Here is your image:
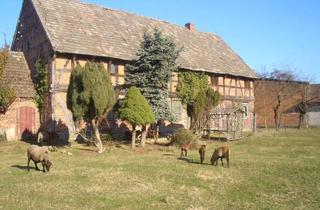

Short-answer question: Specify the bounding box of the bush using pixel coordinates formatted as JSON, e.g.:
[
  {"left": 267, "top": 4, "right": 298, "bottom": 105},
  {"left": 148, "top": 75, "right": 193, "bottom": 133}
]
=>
[
  {"left": 100, "top": 133, "right": 112, "bottom": 142},
  {"left": 171, "top": 128, "right": 198, "bottom": 147},
  {"left": 0, "top": 133, "right": 6, "bottom": 142}
]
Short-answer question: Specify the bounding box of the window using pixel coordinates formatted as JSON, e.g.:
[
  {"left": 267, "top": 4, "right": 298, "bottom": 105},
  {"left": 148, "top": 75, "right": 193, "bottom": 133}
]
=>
[
  {"left": 170, "top": 98, "right": 183, "bottom": 122},
  {"left": 242, "top": 103, "right": 249, "bottom": 118},
  {"left": 211, "top": 76, "right": 218, "bottom": 86},
  {"left": 110, "top": 64, "right": 116, "bottom": 75},
  {"left": 245, "top": 81, "right": 251, "bottom": 89}
]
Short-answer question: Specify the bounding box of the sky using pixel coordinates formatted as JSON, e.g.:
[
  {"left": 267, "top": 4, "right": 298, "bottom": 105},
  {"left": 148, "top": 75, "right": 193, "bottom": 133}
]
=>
[{"left": 0, "top": 0, "right": 319, "bottom": 83}]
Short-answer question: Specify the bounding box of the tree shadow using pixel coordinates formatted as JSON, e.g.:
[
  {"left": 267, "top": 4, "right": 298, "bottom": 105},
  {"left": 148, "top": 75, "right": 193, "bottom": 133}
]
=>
[
  {"left": 20, "top": 129, "right": 37, "bottom": 144},
  {"left": 36, "top": 119, "right": 70, "bottom": 147}
]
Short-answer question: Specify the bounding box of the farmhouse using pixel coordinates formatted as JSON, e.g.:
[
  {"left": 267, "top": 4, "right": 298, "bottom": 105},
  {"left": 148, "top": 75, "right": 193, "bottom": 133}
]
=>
[
  {"left": 11, "top": 0, "right": 256, "bottom": 140},
  {"left": 0, "top": 52, "right": 39, "bottom": 141}
]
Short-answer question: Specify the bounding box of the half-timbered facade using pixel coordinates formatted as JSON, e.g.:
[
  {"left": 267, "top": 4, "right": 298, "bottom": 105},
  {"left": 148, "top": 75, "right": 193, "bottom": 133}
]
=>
[{"left": 12, "top": 0, "right": 256, "bottom": 140}]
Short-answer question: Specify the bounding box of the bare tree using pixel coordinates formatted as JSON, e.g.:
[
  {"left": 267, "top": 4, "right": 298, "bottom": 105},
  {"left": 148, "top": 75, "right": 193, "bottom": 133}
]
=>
[{"left": 256, "top": 68, "right": 304, "bottom": 131}]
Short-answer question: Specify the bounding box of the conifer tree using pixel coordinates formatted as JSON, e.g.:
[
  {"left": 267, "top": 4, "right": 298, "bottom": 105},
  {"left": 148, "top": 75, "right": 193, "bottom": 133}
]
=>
[
  {"left": 119, "top": 86, "right": 156, "bottom": 149},
  {"left": 0, "top": 45, "right": 16, "bottom": 110},
  {"left": 126, "top": 28, "right": 181, "bottom": 122},
  {"left": 67, "top": 62, "right": 115, "bottom": 153}
]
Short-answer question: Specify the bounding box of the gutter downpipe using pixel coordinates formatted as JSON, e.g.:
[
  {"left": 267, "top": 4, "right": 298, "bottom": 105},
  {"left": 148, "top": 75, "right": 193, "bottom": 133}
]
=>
[{"left": 51, "top": 54, "right": 56, "bottom": 132}]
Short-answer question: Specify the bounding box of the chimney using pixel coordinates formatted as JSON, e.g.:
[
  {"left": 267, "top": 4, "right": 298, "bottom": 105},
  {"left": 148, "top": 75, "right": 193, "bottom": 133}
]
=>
[{"left": 185, "top": 22, "right": 196, "bottom": 32}]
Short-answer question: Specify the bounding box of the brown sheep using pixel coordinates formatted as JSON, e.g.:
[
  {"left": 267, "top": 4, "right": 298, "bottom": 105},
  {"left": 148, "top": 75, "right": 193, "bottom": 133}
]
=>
[
  {"left": 199, "top": 145, "right": 206, "bottom": 164},
  {"left": 210, "top": 146, "right": 230, "bottom": 167},
  {"left": 180, "top": 144, "right": 191, "bottom": 157},
  {"left": 27, "top": 145, "right": 52, "bottom": 172}
]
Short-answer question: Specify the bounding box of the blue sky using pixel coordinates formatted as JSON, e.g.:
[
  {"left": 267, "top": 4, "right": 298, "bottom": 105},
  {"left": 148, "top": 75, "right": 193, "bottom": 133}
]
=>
[{"left": 1, "top": 0, "right": 319, "bottom": 83}]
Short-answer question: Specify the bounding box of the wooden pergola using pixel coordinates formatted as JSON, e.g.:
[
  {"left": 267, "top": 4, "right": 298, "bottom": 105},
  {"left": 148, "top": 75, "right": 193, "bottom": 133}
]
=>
[{"left": 205, "top": 107, "right": 244, "bottom": 140}]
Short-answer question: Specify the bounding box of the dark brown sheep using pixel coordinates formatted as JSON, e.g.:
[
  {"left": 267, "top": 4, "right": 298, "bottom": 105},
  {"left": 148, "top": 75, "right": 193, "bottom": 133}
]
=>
[
  {"left": 210, "top": 146, "right": 230, "bottom": 167},
  {"left": 27, "top": 145, "right": 52, "bottom": 172},
  {"left": 199, "top": 145, "right": 206, "bottom": 164}
]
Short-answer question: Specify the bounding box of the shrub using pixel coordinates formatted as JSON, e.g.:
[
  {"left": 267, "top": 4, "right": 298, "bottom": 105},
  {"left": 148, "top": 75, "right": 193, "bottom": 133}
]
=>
[
  {"left": 171, "top": 128, "right": 198, "bottom": 147},
  {"left": 0, "top": 133, "right": 5, "bottom": 142}
]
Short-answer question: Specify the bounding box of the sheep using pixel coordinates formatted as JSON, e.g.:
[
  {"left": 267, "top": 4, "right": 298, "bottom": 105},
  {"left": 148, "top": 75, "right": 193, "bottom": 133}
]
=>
[
  {"left": 199, "top": 145, "right": 206, "bottom": 164},
  {"left": 180, "top": 144, "right": 191, "bottom": 157},
  {"left": 210, "top": 146, "right": 230, "bottom": 167},
  {"left": 27, "top": 145, "right": 52, "bottom": 172}
]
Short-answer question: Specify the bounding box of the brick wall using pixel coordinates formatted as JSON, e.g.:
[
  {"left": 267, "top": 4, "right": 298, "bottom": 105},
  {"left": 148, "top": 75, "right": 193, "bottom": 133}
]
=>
[
  {"left": 0, "top": 98, "right": 40, "bottom": 141},
  {"left": 254, "top": 79, "right": 306, "bottom": 128}
]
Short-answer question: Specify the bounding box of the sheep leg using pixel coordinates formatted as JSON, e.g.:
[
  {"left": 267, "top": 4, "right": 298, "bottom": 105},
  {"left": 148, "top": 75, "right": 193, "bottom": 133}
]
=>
[
  {"left": 227, "top": 156, "right": 229, "bottom": 168},
  {"left": 27, "top": 158, "right": 31, "bottom": 171},
  {"left": 220, "top": 158, "right": 224, "bottom": 166},
  {"left": 34, "top": 161, "right": 40, "bottom": 171},
  {"left": 41, "top": 162, "right": 46, "bottom": 173}
]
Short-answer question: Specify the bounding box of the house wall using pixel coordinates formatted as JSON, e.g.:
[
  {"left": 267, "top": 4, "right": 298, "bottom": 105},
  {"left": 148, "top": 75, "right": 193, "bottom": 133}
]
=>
[
  {"left": 0, "top": 98, "right": 40, "bottom": 141},
  {"left": 254, "top": 79, "right": 306, "bottom": 128},
  {"left": 51, "top": 56, "right": 256, "bottom": 139},
  {"left": 209, "top": 75, "right": 255, "bottom": 131},
  {"left": 11, "top": 0, "right": 53, "bottom": 73}
]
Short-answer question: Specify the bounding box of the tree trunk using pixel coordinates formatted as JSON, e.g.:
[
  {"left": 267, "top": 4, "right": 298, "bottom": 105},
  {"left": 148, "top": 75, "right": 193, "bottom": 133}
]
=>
[
  {"left": 155, "top": 121, "right": 160, "bottom": 143},
  {"left": 299, "top": 113, "right": 309, "bottom": 129},
  {"left": 91, "top": 119, "right": 103, "bottom": 153},
  {"left": 131, "top": 124, "right": 136, "bottom": 150},
  {"left": 140, "top": 124, "right": 148, "bottom": 148},
  {"left": 273, "top": 108, "right": 280, "bottom": 131}
]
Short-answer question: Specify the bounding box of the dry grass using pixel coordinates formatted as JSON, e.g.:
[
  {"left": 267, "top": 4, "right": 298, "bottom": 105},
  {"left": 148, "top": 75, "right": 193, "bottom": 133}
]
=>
[{"left": 0, "top": 128, "right": 319, "bottom": 209}]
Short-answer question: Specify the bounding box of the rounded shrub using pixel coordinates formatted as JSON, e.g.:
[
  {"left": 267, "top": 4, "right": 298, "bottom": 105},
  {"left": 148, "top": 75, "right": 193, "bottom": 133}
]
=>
[{"left": 171, "top": 128, "right": 198, "bottom": 147}]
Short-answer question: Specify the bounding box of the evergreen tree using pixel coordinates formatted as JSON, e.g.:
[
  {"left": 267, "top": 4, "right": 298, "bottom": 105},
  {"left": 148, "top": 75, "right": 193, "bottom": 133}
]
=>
[
  {"left": 33, "top": 59, "right": 49, "bottom": 121},
  {"left": 126, "top": 28, "right": 181, "bottom": 122},
  {"left": 0, "top": 45, "right": 16, "bottom": 110},
  {"left": 67, "top": 62, "right": 115, "bottom": 153},
  {"left": 119, "top": 86, "right": 156, "bottom": 149}
]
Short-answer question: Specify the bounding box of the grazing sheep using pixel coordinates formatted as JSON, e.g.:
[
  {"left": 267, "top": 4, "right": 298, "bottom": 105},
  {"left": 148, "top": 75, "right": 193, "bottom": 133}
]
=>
[
  {"left": 27, "top": 145, "right": 52, "bottom": 172},
  {"left": 180, "top": 144, "right": 191, "bottom": 157},
  {"left": 210, "top": 146, "right": 230, "bottom": 167},
  {"left": 199, "top": 145, "right": 206, "bottom": 164}
]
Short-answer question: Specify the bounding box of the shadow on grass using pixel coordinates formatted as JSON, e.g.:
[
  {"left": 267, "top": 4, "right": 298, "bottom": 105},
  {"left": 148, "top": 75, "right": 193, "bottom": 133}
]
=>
[
  {"left": 162, "top": 153, "right": 176, "bottom": 157},
  {"left": 177, "top": 157, "right": 211, "bottom": 165},
  {"left": 11, "top": 164, "right": 38, "bottom": 171}
]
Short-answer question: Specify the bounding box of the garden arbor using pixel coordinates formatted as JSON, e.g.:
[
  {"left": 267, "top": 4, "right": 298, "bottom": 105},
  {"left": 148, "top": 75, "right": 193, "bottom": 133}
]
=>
[{"left": 206, "top": 107, "right": 244, "bottom": 140}]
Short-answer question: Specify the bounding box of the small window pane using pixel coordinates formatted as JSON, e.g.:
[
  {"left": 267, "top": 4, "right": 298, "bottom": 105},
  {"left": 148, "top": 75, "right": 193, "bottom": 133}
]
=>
[{"left": 110, "top": 64, "right": 116, "bottom": 74}]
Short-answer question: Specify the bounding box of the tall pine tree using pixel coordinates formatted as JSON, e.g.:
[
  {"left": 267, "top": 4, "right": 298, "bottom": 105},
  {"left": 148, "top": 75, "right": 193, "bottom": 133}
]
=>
[{"left": 126, "top": 28, "right": 181, "bottom": 122}]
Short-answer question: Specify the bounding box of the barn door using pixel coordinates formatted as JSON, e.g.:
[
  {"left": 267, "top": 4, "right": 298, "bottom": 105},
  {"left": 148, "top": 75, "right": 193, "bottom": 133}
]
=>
[{"left": 17, "top": 106, "right": 35, "bottom": 140}]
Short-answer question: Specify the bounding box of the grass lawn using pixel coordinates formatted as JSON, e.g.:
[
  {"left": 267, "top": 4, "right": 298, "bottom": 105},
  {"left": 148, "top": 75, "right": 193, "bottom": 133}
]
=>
[{"left": 0, "top": 129, "right": 319, "bottom": 210}]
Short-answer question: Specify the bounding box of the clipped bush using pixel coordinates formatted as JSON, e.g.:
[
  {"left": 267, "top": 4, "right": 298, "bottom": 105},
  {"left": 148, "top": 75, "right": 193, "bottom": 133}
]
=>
[{"left": 171, "top": 128, "right": 198, "bottom": 147}]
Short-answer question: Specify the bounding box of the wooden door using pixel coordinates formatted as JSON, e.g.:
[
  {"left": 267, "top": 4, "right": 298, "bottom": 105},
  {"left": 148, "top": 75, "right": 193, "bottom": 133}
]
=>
[{"left": 17, "top": 106, "right": 35, "bottom": 139}]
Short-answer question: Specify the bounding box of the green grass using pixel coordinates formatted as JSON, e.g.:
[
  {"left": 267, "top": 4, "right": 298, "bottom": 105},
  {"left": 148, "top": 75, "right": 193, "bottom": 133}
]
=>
[{"left": 0, "top": 129, "right": 319, "bottom": 210}]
